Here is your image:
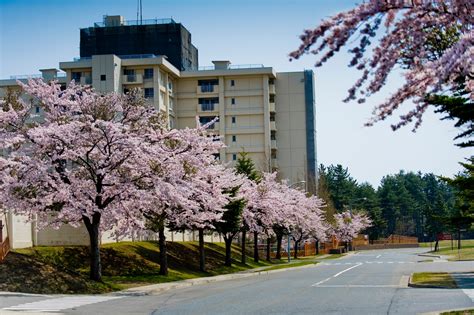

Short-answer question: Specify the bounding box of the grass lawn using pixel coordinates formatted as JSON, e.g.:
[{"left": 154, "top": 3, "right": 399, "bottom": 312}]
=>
[
  {"left": 411, "top": 272, "right": 458, "bottom": 289},
  {"left": 6, "top": 241, "right": 341, "bottom": 294},
  {"left": 419, "top": 239, "right": 474, "bottom": 261}
]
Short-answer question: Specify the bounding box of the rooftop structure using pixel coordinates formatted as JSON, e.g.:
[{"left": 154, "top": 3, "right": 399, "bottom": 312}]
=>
[{"left": 80, "top": 15, "right": 198, "bottom": 71}]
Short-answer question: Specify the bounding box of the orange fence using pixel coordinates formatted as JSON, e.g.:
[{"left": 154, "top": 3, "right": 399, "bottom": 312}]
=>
[
  {"left": 0, "top": 237, "right": 10, "bottom": 262},
  {"left": 371, "top": 234, "right": 418, "bottom": 245}
]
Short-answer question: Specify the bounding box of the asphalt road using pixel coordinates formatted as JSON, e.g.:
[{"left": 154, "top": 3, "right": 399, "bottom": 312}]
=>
[{"left": 1, "top": 248, "right": 473, "bottom": 315}]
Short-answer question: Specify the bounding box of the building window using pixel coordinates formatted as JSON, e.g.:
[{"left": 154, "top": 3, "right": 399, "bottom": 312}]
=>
[
  {"left": 168, "top": 80, "right": 173, "bottom": 91},
  {"left": 231, "top": 116, "right": 236, "bottom": 124},
  {"left": 35, "top": 106, "right": 40, "bottom": 114},
  {"left": 198, "top": 79, "right": 218, "bottom": 93},
  {"left": 100, "top": 74, "right": 106, "bottom": 81},
  {"left": 270, "top": 94, "right": 275, "bottom": 103},
  {"left": 144, "top": 88, "right": 154, "bottom": 99},
  {"left": 269, "top": 78, "right": 275, "bottom": 85},
  {"left": 71, "top": 72, "right": 81, "bottom": 82},
  {"left": 231, "top": 98, "right": 235, "bottom": 105},
  {"left": 144, "top": 68, "right": 154, "bottom": 79},
  {"left": 199, "top": 116, "right": 216, "bottom": 129},
  {"left": 232, "top": 154, "right": 237, "bottom": 161},
  {"left": 230, "top": 80, "right": 235, "bottom": 86},
  {"left": 199, "top": 97, "right": 218, "bottom": 111},
  {"left": 232, "top": 135, "right": 236, "bottom": 142}
]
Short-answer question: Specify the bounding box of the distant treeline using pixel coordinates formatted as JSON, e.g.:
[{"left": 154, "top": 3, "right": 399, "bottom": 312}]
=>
[{"left": 317, "top": 164, "right": 472, "bottom": 241}]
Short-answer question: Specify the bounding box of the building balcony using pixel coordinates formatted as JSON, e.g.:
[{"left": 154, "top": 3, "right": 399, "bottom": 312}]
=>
[
  {"left": 269, "top": 102, "right": 275, "bottom": 112},
  {"left": 270, "top": 121, "right": 277, "bottom": 131},
  {"left": 197, "top": 85, "right": 219, "bottom": 95},
  {"left": 271, "top": 140, "right": 277, "bottom": 150},
  {"left": 122, "top": 74, "right": 143, "bottom": 84},
  {"left": 226, "top": 144, "right": 264, "bottom": 153},
  {"left": 225, "top": 125, "right": 264, "bottom": 134},
  {"left": 198, "top": 103, "right": 219, "bottom": 113},
  {"left": 271, "top": 158, "right": 279, "bottom": 169},
  {"left": 80, "top": 76, "right": 92, "bottom": 85},
  {"left": 269, "top": 84, "right": 275, "bottom": 95}
]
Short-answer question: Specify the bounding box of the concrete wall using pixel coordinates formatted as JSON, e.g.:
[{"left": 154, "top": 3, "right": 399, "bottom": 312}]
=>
[{"left": 275, "top": 72, "right": 308, "bottom": 185}]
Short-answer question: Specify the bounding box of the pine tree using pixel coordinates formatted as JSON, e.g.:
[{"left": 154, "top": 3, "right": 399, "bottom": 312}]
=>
[{"left": 235, "top": 151, "right": 260, "bottom": 263}]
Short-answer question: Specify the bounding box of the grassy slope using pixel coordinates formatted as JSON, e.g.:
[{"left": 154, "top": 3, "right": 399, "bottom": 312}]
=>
[
  {"left": 9, "top": 241, "right": 327, "bottom": 293},
  {"left": 419, "top": 239, "right": 474, "bottom": 261}
]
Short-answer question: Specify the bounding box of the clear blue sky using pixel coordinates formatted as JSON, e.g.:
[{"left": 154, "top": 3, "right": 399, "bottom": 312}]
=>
[{"left": 0, "top": 0, "right": 470, "bottom": 187}]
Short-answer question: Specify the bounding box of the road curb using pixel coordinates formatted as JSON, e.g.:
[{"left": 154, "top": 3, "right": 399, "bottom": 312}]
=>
[
  {"left": 121, "top": 263, "right": 319, "bottom": 296},
  {"left": 418, "top": 253, "right": 441, "bottom": 259}
]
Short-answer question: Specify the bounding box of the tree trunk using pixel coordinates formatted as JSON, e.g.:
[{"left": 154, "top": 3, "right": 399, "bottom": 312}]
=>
[
  {"left": 199, "top": 228, "right": 205, "bottom": 272},
  {"left": 458, "top": 229, "right": 461, "bottom": 250},
  {"left": 224, "top": 236, "right": 233, "bottom": 266},
  {"left": 158, "top": 224, "right": 168, "bottom": 276},
  {"left": 83, "top": 213, "right": 102, "bottom": 281},
  {"left": 294, "top": 240, "right": 299, "bottom": 259},
  {"left": 434, "top": 239, "right": 439, "bottom": 252},
  {"left": 241, "top": 230, "right": 246, "bottom": 264},
  {"left": 253, "top": 231, "right": 259, "bottom": 263},
  {"left": 316, "top": 240, "right": 319, "bottom": 255},
  {"left": 266, "top": 237, "right": 271, "bottom": 261},
  {"left": 276, "top": 234, "right": 283, "bottom": 260}
]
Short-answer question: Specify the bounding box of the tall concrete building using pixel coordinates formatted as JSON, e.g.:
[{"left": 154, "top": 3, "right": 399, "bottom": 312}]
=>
[{"left": 0, "top": 16, "right": 317, "bottom": 248}]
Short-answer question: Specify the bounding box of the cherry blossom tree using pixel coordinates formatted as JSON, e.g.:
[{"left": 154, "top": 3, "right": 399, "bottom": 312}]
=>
[
  {"left": 120, "top": 118, "right": 224, "bottom": 276},
  {"left": 290, "top": 0, "right": 473, "bottom": 130},
  {"left": 333, "top": 211, "right": 372, "bottom": 250},
  {"left": 240, "top": 172, "right": 283, "bottom": 262},
  {"left": 168, "top": 164, "right": 243, "bottom": 272},
  {"left": 0, "top": 80, "right": 222, "bottom": 280},
  {"left": 289, "top": 194, "right": 327, "bottom": 259}
]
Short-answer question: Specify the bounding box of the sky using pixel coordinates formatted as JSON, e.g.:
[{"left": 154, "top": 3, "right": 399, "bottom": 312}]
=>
[{"left": 0, "top": 0, "right": 471, "bottom": 187}]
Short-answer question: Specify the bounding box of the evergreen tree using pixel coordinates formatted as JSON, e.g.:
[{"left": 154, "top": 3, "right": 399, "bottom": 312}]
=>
[
  {"left": 215, "top": 186, "right": 246, "bottom": 267},
  {"left": 325, "top": 164, "right": 357, "bottom": 212},
  {"left": 235, "top": 152, "right": 260, "bottom": 264}
]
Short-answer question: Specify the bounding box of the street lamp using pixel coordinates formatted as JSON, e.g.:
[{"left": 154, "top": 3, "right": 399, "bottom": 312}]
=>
[{"left": 287, "top": 181, "right": 306, "bottom": 262}]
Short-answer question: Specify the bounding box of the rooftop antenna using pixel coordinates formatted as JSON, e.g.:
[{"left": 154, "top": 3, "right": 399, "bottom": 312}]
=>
[{"left": 136, "top": 0, "right": 143, "bottom": 24}]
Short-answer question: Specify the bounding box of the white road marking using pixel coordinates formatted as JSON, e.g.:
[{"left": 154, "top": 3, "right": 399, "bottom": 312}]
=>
[
  {"left": 334, "top": 263, "right": 341, "bottom": 265},
  {"left": 314, "top": 277, "right": 332, "bottom": 286},
  {"left": 3, "top": 296, "right": 122, "bottom": 312},
  {"left": 314, "top": 284, "right": 401, "bottom": 288},
  {"left": 311, "top": 263, "right": 363, "bottom": 287},
  {"left": 462, "top": 289, "right": 474, "bottom": 302},
  {"left": 333, "top": 263, "right": 363, "bottom": 278},
  {"left": 387, "top": 262, "right": 394, "bottom": 264},
  {"left": 376, "top": 254, "right": 381, "bottom": 259}
]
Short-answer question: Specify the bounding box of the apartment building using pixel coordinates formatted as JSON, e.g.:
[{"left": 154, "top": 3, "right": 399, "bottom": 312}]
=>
[{"left": 0, "top": 16, "right": 317, "bottom": 249}]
